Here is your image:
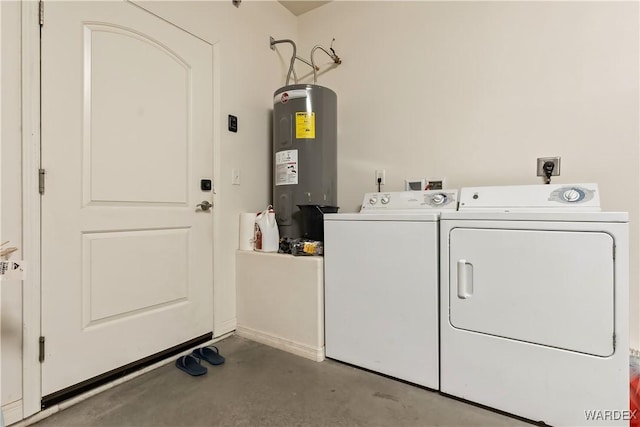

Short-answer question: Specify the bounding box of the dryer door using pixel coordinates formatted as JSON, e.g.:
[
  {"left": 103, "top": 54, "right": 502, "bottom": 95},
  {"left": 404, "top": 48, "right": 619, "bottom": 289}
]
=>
[{"left": 449, "top": 228, "right": 614, "bottom": 357}]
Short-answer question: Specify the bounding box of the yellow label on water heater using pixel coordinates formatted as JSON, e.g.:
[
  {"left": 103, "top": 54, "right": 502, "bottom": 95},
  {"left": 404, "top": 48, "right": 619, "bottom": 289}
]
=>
[{"left": 295, "top": 112, "right": 316, "bottom": 139}]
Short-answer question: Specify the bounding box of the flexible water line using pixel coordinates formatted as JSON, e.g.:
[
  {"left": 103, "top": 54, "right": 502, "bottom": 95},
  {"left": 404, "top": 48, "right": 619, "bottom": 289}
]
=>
[
  {"left": 270, "top": 38, "right": 297, "bottom": 86},
  {"left": 311, "top": 44, "right": 342, "bottom": 84}
]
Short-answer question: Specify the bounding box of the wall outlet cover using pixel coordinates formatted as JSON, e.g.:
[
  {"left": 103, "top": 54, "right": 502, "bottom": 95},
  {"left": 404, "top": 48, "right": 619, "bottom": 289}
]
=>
[
  {"left": 405, "top": 179, "right": 426, "bottom": 191},
  {"left": 536, "top": 157, "right": 561, "bottom": 176}
]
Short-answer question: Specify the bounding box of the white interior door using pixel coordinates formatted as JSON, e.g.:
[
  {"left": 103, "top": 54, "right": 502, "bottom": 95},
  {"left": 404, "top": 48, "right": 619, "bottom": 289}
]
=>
[
  {"left": 41, "top": 1, "right": 214, "bottom": 396},
  {"left": 449, "top": 227, "right": 614, "bottom": 356}
]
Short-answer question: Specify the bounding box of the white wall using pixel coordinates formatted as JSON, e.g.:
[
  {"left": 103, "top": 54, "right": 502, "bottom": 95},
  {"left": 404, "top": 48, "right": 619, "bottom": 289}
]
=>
[
  {"left": 296, "top": 1, "right": 640, "bottom": 345},
  {"left": 0, "top": 0, "right": 296, "bottom": 420}
]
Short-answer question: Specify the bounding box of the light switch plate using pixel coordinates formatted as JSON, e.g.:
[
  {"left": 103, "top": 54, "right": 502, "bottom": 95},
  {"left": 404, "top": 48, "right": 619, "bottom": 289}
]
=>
[{"left": 232, "top": 169, "right": 240, "bottom": 185}]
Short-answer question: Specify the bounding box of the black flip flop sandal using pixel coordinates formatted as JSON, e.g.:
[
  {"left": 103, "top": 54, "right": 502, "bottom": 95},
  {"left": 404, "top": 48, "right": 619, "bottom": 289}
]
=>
[{"left": 192, "top": 346, "right": 225, "bottom": 366}]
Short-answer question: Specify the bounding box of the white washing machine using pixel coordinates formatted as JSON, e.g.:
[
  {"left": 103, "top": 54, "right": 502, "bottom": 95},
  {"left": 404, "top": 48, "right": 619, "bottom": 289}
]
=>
[
  {"left": 439, "top": 183, "right": 629, "bottom": 426},
  {"left": 323, "top": 189, "right": 458, "bottom": 389}
]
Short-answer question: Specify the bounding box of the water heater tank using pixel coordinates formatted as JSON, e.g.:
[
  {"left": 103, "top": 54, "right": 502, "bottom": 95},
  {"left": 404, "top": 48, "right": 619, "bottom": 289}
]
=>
[{"left": 273, "top": 84, "right": 337, "bottom": 239}]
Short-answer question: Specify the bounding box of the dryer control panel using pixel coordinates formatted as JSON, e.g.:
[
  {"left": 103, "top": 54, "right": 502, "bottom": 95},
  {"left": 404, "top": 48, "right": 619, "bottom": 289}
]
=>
[
  {"left": 360, "top": 190, "right": 458, "bottom": 213},
  {"left": 458, "top": 183, "right": 600, "bottom": 212}
]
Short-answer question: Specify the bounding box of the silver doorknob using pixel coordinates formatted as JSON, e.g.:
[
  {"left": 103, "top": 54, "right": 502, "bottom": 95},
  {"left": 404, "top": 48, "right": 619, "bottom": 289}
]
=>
[{"left": 196, "top": 201, "right": 212, "bottom": 211}]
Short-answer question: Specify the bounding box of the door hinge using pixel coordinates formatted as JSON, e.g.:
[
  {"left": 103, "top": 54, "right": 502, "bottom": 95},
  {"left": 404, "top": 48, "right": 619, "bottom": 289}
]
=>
[
  {"left": 39, "top": 1, "right": 44, "bottom": 27},
  {"left": 39, "top": 169, "right": 46, "bottom": 195},
  {"left": 39, "top": 336, "right": 45, "bottom": 363}
]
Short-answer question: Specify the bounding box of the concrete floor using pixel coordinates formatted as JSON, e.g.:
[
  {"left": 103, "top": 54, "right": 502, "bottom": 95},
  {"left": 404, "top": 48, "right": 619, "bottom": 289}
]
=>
[{"left": 33, "top": 336, "right": 531, "bottom": 426}]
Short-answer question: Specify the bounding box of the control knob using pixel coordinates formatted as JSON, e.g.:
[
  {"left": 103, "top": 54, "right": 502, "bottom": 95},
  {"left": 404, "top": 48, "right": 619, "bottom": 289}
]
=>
[
  {"left": 381, "top": 196, "right": 390, "bottom": 205},
  {"left": 369, "top": 197, "right": 377, "bottom": 205},
  {"left": 563, "top": 189, "right": 580, "bottom": 202},
  {"left": 431, "top": 193, "right": 446, "bottom": 205}
]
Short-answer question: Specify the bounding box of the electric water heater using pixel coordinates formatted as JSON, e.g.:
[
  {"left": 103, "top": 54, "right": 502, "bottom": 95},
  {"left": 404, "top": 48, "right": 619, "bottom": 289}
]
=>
[{"left": 273, "top": 84, "right": 337, "bottom": 239}]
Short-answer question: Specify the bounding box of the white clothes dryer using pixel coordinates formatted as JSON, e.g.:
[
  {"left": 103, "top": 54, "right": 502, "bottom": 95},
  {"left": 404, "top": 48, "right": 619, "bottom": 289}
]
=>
[
  {"left": 439, "top": 183, "right": 629, "bottom": 426},
  {"left": 324, "top": 190, "right": 458, "bottom": 389}
]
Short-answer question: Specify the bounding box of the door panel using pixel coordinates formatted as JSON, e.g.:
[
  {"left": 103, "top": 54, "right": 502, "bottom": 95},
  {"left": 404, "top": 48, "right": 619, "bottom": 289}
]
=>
[
  {"left": 82, "top": 229, "right": 189, "bottom": 325},
  {"left": 87, "top": 24, "right": 189, "bottom": 204},
  {"left": 41, "top": 1, "right": 213, "bottom": 395},
  {"left": 449, "top": 228, "right": 614, "bottom": 356}
]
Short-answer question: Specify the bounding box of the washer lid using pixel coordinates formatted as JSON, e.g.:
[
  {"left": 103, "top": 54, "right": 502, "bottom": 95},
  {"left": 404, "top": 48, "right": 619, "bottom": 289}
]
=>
[{"left": 458, "top": 183, "right": 600, "bottom": 212}]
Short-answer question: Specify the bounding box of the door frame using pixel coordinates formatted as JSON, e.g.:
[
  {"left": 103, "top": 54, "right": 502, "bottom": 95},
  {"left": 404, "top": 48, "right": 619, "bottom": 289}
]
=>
[
  {"left": 20, "top": 0, "right": 222, "bottom": 418},
  {"left": 22, "top": 0, "right": 42, "bottom": 418}
]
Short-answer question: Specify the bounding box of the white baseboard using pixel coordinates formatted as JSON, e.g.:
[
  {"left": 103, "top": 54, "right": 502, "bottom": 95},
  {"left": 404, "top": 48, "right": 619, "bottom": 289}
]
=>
[
  {"left": 215, "top": 318, "right": 236, "bottom": 338},
  {"left": 236, "top": 325, "right": 325, "bottom": 362},
  {"left": 3, "top": 400, "right": 23, "bottom": 426}
]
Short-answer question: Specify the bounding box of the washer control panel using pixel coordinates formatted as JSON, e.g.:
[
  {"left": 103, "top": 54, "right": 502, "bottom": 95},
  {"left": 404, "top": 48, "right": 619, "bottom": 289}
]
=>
[
  {"left": 549, "top": 186, "right": 596, "bottom": 204},
  {"left": 360, "top": 190, "right": 458, "bottom": 212},
  {"left": 458, "top": 183, "right": 600, "bottom": 211}
]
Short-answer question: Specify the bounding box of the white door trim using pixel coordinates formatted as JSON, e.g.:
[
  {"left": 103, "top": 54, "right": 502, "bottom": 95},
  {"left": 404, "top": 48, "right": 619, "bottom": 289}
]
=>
[
  {"left": 0, "top": 0, "right": 3, "bottom": 417},
  {"left": 22, "top": 0, "right": 42, "bottom": 418}
]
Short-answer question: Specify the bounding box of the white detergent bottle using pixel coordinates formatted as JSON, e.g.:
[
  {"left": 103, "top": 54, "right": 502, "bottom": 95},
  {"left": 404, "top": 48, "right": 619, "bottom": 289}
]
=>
[{"left": 254, "top": 205, "right": 279, "bottom": 253}]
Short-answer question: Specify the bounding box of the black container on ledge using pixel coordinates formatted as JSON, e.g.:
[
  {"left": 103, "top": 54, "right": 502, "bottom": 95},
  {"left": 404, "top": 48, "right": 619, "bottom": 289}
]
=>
[{"left": 297, "top": 204, "right": 339, "bottom": 241}]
